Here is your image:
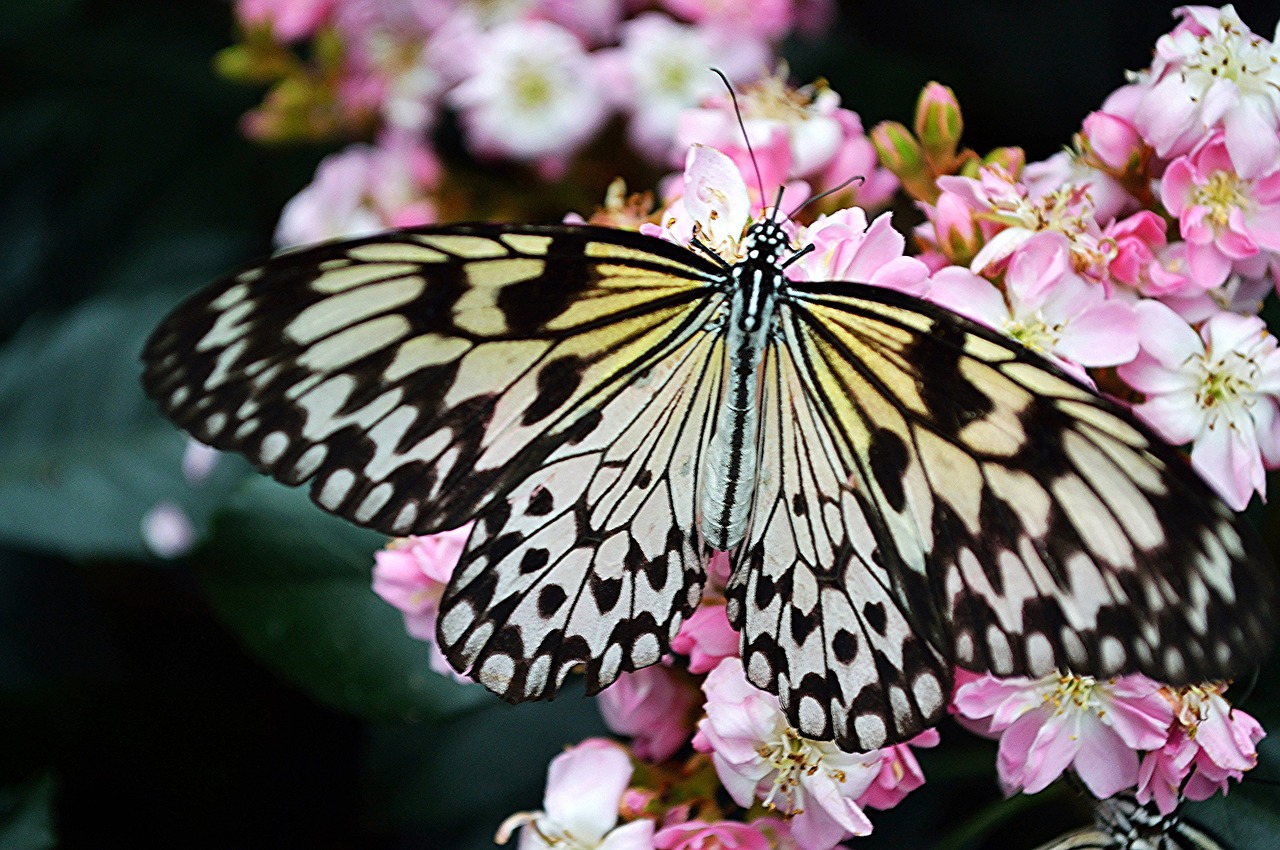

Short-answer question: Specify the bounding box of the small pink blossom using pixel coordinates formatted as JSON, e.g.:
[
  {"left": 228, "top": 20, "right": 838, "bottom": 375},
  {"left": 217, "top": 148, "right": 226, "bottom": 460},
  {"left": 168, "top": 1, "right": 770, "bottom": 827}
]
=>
[
  {"left": 597, "top": 665, "right": 698, "bottom": 762},
  {"left": 670, "top": 604, "right": 738, "bottom": 673},
  {"left": 274, "top": 137, "right": 440, "bottom": 247},
  {"left": 1118, "top": 4, "right": 1280, "bottom": 178},
  {"left": 952, "top": 671, "right": 1174, "bottom": 798},
  {"left": 141, "top": 501, "right": 196, "bottom": 559},
  {"left": 929, "top": 232, "right": 1138, "bottom": 382},
  {"left": 1082, "top": 109, "right": 1144, "bottom": 173},
  {"left": 236, "top": 0, "right": 332, "bottom": 40},
  {"left": 653, "top": 818, "right": 789, "bottom": 850},
  {"left": 694, "top": 658, "right": 882, "bottom": 849},
  {"left": 1137, "top": 683, "right": 1265, "bottom": 813},
  {"left": 497, "top": 738, "right": 655, "bottom": 850},
  {"left": 657, "top": 0, "right": 808, "bottom": 43},
  {"left": 856, "top": 729, "right": 940, "bottom": 811},
  {"left": 1104, "top": 210, "right": 1169, "bottom": 289},
  {"left": 1118, "top": 301, "right": 1280, "bottom": 509},
  {"left": 786, "top": 207, "right": 931, "bottom": 296},
  {"left": 371, "top": 527, "right": 471, "bottom": 679},
  {"left": 1160, "top": 131, "right": 1280, "bottom": 288}
]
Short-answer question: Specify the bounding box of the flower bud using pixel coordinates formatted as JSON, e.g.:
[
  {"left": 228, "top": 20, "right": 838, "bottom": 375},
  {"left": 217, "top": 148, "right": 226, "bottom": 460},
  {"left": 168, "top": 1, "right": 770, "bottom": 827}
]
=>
[
  {"left": 914, "top": 82, "right": 963, "bottom": 171},
  {"left": 931, "top": 190, "right": 983, "bottom": 265},
  {"left": 871, "top": 120, "right": 935, "bottom": 201},
  {"left": 1082, "top": 110, "right": 1142, "bottom": 172}
]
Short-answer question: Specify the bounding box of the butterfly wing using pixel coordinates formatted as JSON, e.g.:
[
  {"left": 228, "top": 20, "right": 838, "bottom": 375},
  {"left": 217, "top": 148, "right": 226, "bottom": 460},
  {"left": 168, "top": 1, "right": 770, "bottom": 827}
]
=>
[
  {"left": 142, "top": 224, "right": 722, "bottom": 537},
  {"left": 1031, "top": 794, "right": 1230, "bottom": 850},
  {"left": 730, "top": 321, "right": 951, "bottom": 751},
  {"left": 438, "top": 326, "right": 727, "bottom": 700},
  {"left": 733, "top": 280, "right": 1274, "bottom": 750}
]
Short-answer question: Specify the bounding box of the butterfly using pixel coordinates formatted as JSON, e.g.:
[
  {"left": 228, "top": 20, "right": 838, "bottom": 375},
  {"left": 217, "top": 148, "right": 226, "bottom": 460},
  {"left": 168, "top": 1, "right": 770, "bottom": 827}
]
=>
[
  {"left": 1032, "top": 794, "right": 1228, "bottom": 850},
  {"left": 141, "top": 216, "right": 1275, "bottom": 752}
]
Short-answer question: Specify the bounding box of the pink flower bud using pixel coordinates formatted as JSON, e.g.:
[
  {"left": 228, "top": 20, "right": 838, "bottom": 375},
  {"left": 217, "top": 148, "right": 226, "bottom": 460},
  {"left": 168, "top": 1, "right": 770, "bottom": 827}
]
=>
[
  {"left": 870, "top": 120, "right": 933, "bottom": 201},
  {"left": 914, "top": 82, "right": 963, "bottom": 170},
  {"left": 930, "top": 190, "right": 982, "bottom": 265},
  {"left": 1082, "top": 110, "right": 1142, "bottom": 172}
]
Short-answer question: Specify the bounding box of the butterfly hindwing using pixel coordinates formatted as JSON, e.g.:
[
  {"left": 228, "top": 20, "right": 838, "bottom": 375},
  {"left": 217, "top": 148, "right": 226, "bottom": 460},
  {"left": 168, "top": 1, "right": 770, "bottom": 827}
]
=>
[
  {"left": 438, "top": 327, "right": 727, "bottom": 699},
  {"left": 784, "top": 281, "right": 1274, "bottom": 686},
  {"left": 142, "top": 224, "right": 720, "bottom": 537},
  {"left": 729, "top": 324, "right": 951, "bottom": 751}
]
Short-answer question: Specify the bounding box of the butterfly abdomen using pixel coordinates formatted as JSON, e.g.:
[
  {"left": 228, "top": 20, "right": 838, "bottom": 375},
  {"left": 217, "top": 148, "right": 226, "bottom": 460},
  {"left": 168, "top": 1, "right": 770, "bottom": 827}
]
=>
[{"left": 700, "top": 263, "right": 780, "bottom": 550}]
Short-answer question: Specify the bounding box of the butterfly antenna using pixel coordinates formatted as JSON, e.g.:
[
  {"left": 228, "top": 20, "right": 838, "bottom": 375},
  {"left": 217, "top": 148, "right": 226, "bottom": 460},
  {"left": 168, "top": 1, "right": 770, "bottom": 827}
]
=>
[
  {"left": 786, "top": 174, "right": 866, "bottom": 220},
  {"left": 711, "top": 68, "right": 767, "bottom": 215}
]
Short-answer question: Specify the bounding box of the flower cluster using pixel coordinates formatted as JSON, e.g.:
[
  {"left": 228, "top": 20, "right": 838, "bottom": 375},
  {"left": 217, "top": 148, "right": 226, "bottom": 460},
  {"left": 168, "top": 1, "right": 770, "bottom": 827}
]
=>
[
  {"left": 222, "top": 0, "right": 870, "bottom": 247},
  {"left": 952, "top": 670, "right": 1263, "bottom": 815},
  {"left": 324, "top": 4, "right": 1280, "bottom": 847},
  {"left": 885, "top": 5, "right": 1280, "bottom": 510}
]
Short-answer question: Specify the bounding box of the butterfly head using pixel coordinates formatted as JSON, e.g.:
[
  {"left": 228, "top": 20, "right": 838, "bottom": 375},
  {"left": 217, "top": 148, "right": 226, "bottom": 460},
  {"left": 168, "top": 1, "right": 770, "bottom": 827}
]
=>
[{"left": 741, "top": 218, "right": 791, "bottom": 267}]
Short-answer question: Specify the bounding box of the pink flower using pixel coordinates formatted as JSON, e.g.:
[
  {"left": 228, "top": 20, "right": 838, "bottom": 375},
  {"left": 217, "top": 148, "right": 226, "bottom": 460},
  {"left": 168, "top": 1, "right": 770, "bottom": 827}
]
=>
[
  {"left": 597, "top": 665, "right": 698, "bottom": 762},
  {"left": 371, "top": 527, "right": 471, "bottom": 679},
  {"left": 497, "top": 739, "right": 655, "bottom": 850},
  {"left": 1160, "top": 131, "right": 1280, "bottom": 288},
  {"left": 1104, "top": 210, "right": 1168, "bottom": 289},
  {"left": 1082, "top": 110, "right": 1144, "bottom": 173},
  {"left": 928, "top": 232, "right": 1138, "bottom": 382},
  {"left": 597, "top": 14, "right": 761, "bottom": 162},
  {"left": 1117, "top": 301, "right": 1280, "bottom": 509},
  {"left": 856, "top": 729, "right": 940, "bottom": 811},
  {"left": 236, "top": 0, "right": 332, "bottom": 40},
  {"left": 952, "top": 671, "right": 1173, "bottom": 798},
  {"left": 653, "top": 819, "right": 788, "bottom": 850},
  {"left": 141, "top": 501, "right": 196, "bottom": 559},
  {"left": 786, "top": 207, "right": 931, "bottom": 296},
  {"left": 1118, "top": 5, "right": 1280, "bottom": 178},
  {"left": 694, "top": 658, "right": 882, "bottom": 849},
  {"left": 274, "top": 136, "right": 440, "bottom": 247},
  {"left": 1136, "top": 683, "right": 1265, "bottom": 814},
  {"left": 657, "top": 0, "right": 811, "bottom": 43},
  {"left": 449, "top": 20, "right": 608, "bottom": 170},
  {"left": 670, "top": 604, "right": 739, "bottom": 673}
]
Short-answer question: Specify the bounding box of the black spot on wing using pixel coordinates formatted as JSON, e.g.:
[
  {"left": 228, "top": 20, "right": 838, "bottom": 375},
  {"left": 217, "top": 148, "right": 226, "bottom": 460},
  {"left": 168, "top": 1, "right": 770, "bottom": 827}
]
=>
[
  {"left": 522, "top": 354, "right": 586, "bottom": 426},
  {"left": 869, "top": 427, "right": 909, "bottom": 512}
]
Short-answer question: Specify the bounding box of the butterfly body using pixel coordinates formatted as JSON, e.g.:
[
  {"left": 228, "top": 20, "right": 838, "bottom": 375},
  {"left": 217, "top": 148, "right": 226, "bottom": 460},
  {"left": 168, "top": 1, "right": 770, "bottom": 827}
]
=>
[{"left": 142, "top": 219, "right": 1275, "bottom": 753}]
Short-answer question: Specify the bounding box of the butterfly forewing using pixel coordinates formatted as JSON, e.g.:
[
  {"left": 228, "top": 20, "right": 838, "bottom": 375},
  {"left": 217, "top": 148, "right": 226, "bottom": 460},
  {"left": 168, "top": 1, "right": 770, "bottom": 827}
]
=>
[
  {"left": 142, "top": 224, "right": 720, "bottom": 537},
  {"left": 784, "top": 281, "right": 1274, "bottom": 687}
]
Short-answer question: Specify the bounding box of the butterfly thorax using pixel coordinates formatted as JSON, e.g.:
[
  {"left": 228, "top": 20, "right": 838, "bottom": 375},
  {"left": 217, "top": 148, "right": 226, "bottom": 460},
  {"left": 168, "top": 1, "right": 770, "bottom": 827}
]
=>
[{"left": 700, "top": 219, "right": 790, "bottom": 551}]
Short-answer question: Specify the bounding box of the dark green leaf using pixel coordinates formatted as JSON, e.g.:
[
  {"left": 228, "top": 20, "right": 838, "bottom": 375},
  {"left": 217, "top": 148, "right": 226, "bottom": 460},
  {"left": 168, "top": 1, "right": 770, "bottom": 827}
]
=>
[
  {"left": 0, "top": 294, "right": 246, "bottom": 560},
  {"left": 196, "top": 478, "right": 491, "bottom": 722},
  {"left": 0, "top": 773, "right": 56, "bottom": 850}
]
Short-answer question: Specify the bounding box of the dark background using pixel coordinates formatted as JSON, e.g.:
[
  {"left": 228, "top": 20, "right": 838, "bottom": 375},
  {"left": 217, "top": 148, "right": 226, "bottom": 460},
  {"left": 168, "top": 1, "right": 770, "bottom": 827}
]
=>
[{"left": 2, "top": 1, "right": 1279, "bottom": 848}]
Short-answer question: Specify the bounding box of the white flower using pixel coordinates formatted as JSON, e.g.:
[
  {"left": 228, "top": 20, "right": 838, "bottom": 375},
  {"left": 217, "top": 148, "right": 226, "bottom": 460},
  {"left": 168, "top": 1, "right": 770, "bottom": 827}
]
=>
[
  {"left": 450, "top": 20, "right": 608, "bottom": 164},
  {"left": 1118, "top": 300, "right": 1280, "bottom": 509},
  {"left": 693, "top": 659, "right": 883, "bottom": 850},
  {"left": 497, "top": 739, "right": 653, "bottom": 850}
]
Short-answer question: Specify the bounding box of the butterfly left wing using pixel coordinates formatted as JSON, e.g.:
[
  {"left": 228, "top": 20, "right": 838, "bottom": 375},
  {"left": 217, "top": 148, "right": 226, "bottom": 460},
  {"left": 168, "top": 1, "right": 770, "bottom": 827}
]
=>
[{"left": 438, "top": 325, "right": 727, "bottom": 700}]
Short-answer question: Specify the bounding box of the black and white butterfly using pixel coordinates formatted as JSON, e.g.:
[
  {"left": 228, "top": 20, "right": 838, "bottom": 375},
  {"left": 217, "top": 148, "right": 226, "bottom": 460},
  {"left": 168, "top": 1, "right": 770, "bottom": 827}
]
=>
[
  {"left": 1032, "top": 794, "right": 1228, "bottom": 850},
  {"left": 141, "top": 216, "right": 1275, "bottom": 752}
]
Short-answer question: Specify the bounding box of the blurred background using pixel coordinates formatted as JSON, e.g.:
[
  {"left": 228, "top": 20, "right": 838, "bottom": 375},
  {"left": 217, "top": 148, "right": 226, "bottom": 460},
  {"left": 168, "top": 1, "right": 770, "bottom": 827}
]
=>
[{"left": 3, "top": 1, "right": 1280, "bottom": 848}]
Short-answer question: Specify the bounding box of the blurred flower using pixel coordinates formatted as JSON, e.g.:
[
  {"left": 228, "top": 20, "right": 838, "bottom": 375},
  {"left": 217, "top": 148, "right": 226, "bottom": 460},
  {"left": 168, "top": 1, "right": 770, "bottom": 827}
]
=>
[
  {"left": 1137, "top": 683, "right": 1265, "bottom": 814},
  {"left": 371, "top": 527, "right": 471, "bottom": 679},
  {"left": 694, "top": 658, "right": 883, "bottom": 849},
  {"left": 1160, "top": 130, "right": 1280, "bottom": 288},
  {"left": 647, "top": 144, "right": 760, "bottom": 261},
  {"left": 597, "top": 14, "right": 738, "bottom": 162},
  {"left": 952, "top": 671, "right": 1173, "bottom": 798},
  {"left": 498, "top": 738, "right": 654, "bottom": 850},
  {"left": 141, "top": 501, "right": 196, "bottom": 559},
  {"left": 274, "top": 135, "right": 440, "bottom": 247},
  {"left": 597, "top": 665, "right": 698, "bottom": 762},
  {"left": 181, "top": 439, "right": 220, "bottom": 485},
  {"left": 450, "top": 20, "right": 608, "bottom": 172},
  {"left": 236, "top": 0, "right": 332, "bottom": 40},
  {"left": 1118, "top": 301, "right": 1280, "bottom": 509}
]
